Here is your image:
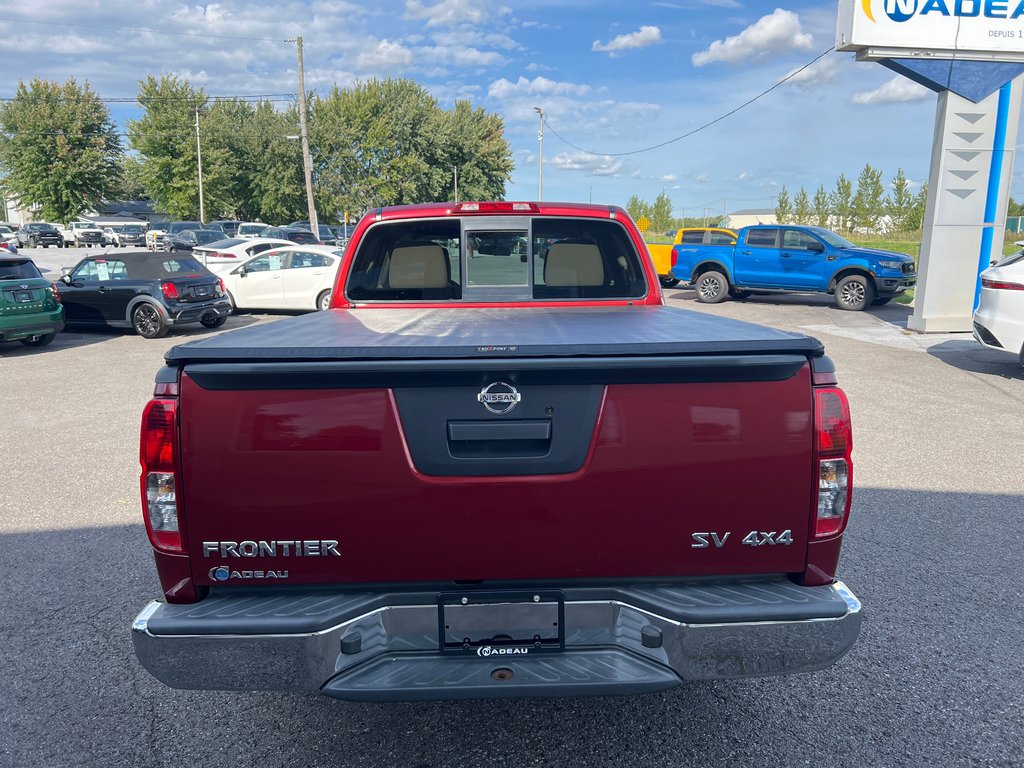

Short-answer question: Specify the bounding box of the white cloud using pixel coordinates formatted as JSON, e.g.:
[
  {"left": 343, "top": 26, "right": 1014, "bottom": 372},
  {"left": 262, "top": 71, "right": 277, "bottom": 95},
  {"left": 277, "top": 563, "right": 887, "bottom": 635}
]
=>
[
  {"left": 783, "top": 56, "right": 841, "bottom": 91},
  {"left": 661, "top": 174, "right": 678, "bottom": 182},
  {"left": 488, "top": 76, "right": 592, "bottom": 99},
  {"left": 692, "top": 9, "right": 812, "bottom": 66},
  {"left": 422, "top": 45, "right": 507, "bottom": 68},
  {"left": 356, "top": 40, "right": 414, "bottom": 71},
  {"left": 405, "top": 0, "right": 510, "bottom": 28},
  {"left": 552, "top": 152, "right": 625, "bottom": 177},
  {"left": 592, "top": 26, "right": 662, "bottom": 56},
  {"left": 852, "top": 76, "right": 932, "bottom": 105},
  {"left": 695, "top": 172, "right": 709, "bottom": 183}
]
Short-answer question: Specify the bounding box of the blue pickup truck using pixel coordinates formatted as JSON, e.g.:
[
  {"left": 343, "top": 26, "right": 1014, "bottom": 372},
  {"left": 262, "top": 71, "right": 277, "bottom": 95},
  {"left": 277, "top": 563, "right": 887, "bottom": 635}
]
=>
[{"left": 670, "top": 225, "right": 917, "bottom": 310}]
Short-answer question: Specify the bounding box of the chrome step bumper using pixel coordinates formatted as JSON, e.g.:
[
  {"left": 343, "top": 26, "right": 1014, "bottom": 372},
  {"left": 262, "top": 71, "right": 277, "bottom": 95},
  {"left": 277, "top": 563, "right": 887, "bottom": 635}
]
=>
[{"left": 132, "top": 579, "right": 861, "bottom": 701}]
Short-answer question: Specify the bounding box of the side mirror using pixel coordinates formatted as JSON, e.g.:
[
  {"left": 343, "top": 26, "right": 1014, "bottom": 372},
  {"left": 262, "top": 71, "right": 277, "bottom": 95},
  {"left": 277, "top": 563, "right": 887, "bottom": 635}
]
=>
[
  {"left": 237, "top": 266, "right": 247, "bottom": 277},
  {"left": 991, "top": 259, "right": 999, "bottom": 266},
  {"left": 61, "top": 274, "right": 72, "bottom": 285},
  {"left": 60, "top": 267, "right": 72, "bottom": 277},
  {"left": 808, "top": 241, "right": 825, "bottom": 253}
]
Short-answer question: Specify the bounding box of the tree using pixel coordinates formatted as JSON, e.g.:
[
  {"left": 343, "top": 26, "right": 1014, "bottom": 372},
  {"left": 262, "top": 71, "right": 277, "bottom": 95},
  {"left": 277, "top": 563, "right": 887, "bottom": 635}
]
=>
[
  {"left": 127, "top": 75, "right": 208, "bottom": 219},
  {"left": 793, "top": 186, "right": 811, "bottom": 225},
  {"left": 907, "top": 183, "right": 928, "bottom": 232},
  {"left": 885, "top": 168, "right": 914, "bottom": 234},
  {"left": 774, "top": 186, "right": 792, "bottom": 224},
  {"left": 625, "top": 195, "right": 652, "bottom": 225},
  {"left": 813, "top": 184, "right": 830, "bottom": 227},
  {"left": 852, "top": 163, "right": 886, "bottom": 232},
  {"left": 830, "top": 174, "right": 854, "bottom": 232},
  {"left": 0, "top": 78, "right": 122, "bottom": 222},
  {"left": 310, "top": 79, "right": 511, "bottom": 216},
  {"left": 649, "top": 191, "right": 674, "bottom": 232},
  {"left": 111, "top": 155, "right": 148, "bottom": 201}
]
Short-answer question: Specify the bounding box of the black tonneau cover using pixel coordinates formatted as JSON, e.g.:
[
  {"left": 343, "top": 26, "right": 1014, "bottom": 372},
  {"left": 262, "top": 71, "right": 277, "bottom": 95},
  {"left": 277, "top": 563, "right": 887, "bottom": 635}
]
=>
[{"left": 164, "top": 306, "right": 823, "bottom": 365}]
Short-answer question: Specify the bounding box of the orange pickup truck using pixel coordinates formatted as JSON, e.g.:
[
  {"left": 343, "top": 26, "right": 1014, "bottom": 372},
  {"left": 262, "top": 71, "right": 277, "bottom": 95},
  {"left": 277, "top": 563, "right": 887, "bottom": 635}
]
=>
[{"left": 647, "top": 228, "right": 737, "bottom": 288}]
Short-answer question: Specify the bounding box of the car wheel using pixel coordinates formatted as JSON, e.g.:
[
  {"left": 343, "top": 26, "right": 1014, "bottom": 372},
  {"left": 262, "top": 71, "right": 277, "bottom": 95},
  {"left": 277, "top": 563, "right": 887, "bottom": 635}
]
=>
[
  {"left": 132, "top": 303, "right": 168, "bottom": 339},
  {"left": 695, "top": 270, "right": 729, "bottom": 304},
  {"left": 871, "top": 297, "right": 893, "bottom": 306},
  {"left": 834, "top": 275, "right": 874, "bottom": 311},
  {"left": 200, "top": 314, "right": 227, "bottom": 329},
  {"left": 42, "top": 244, "right": 49, "bottom": 249},
  {"left": 20, "top": 332, "right": 55, "bottom": 347},
  {"left": 729, "top": 288, "right": 752, "bottom": 300},
  {"left": 659, "top": 276, "right": 681, "bottom": 289},
  {"left": 317, "top": 290, "right": 332, "bottom": 311}
]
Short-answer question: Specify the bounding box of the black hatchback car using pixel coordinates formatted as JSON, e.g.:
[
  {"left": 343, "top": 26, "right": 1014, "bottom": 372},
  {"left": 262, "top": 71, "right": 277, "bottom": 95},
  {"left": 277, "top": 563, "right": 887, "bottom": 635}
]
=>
[
  {"left": 259, "top": 226, "right": 322, "bottom": 245},
  {"left": 59, "top": 252, "right": 231, "bottom": 338}
]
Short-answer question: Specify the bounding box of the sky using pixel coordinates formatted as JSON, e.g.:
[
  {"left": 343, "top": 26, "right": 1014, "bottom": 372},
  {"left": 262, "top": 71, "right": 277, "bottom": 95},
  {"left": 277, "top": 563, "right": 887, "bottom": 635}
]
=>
[{"left": 3, "top": 0, "right": 1022, "bottom": 219}]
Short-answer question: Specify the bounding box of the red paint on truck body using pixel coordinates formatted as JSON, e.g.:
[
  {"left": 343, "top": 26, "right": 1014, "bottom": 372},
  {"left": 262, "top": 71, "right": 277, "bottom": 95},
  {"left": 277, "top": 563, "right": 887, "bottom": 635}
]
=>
[{"left": 173, "top": 366, "right": 818, "bottom": 592}]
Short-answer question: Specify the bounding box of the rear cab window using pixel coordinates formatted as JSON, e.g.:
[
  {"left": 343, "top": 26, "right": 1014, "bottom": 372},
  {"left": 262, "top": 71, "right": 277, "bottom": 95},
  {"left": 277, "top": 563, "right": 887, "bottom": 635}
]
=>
[
  {"left": 680, "top": 231, "right": 705, "bottom": 244},
  {"left": 345, "top": 217, "right": 647, "bottom": 302},
  {"left": 746, "top": 228, "right": 779, "bottom": 247}
]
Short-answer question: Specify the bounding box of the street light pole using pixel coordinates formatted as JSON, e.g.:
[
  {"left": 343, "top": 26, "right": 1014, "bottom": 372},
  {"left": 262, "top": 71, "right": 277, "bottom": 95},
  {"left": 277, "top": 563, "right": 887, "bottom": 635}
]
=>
[
  {"left": 195, "top": 107, "right": 205, "bottom": 224},
  {"left": 454, "top": 166, "right": 459, "bottom": 202},
  {"left": 294, "top": 36, "right": 318, "bottom": 233},
  {"left": 533, "top": 106, "right": 544, "bottom": 201}
]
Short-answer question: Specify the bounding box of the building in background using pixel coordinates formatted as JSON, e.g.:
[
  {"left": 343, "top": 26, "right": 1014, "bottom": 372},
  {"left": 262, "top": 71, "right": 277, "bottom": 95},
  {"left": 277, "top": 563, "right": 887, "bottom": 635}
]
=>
[{"left": 724, "top": 209, "right": 778, "bottom": 228}]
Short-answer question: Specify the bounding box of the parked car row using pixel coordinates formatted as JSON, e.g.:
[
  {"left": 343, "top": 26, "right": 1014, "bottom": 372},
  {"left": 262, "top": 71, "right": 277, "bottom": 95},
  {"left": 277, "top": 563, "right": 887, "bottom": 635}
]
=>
[{"left": 2, "top": 243, "right": 344, "bottom": 351}]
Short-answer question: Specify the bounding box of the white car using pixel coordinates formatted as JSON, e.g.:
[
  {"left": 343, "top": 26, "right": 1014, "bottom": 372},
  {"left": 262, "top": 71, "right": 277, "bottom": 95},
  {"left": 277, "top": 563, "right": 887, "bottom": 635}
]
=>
[
  {"left": 192, "top": 237, "right": 294, "bottom": 272},
  {"left": 973, "top": 250, "right": 1024, "bottom": 366},
  {"left": 235, "top": 222, "right": 268, "bottom": 239},
  {"left": 220, "top": 245, "right": 343, "bottom": 312},
  {"left": 101, "top": 227, "right": 121, "bottom": 247},
  {"left": 146, "top": 227, "right": 166, "bottom": 251},
  {"left": 63, "top": 221, "right": 105, "bottom": 247},
  {"left": 0, "top": 225, "right": 19, "bottom": 246}
]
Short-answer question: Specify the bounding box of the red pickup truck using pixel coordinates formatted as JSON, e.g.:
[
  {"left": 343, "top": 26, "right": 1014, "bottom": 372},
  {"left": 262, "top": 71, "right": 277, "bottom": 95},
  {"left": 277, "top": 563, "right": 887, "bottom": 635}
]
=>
[{"left": 132, "top": 201, "right": 860, "bottom": 701}]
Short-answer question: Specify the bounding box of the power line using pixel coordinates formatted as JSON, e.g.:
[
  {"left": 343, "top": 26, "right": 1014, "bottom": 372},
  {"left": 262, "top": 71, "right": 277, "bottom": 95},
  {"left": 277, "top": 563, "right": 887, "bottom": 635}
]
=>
[
  {"left": 0, "top": 94, "right": 296, "bottom": 103},
  {"left": 0, "top": 15, "right": 287, "bottom": 43},
  {"left": 543, "top": 46, "right": 838, "bottom": 158}
]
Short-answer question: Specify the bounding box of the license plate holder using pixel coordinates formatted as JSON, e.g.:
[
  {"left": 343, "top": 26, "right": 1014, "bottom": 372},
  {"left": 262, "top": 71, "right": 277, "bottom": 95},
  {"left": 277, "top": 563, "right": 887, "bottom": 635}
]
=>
[
  {"left": 438, "top": 590, "right": 565, "bottom": 655},
  {"left": 14, "top": 290, "right": 33, "bottom": 303}
]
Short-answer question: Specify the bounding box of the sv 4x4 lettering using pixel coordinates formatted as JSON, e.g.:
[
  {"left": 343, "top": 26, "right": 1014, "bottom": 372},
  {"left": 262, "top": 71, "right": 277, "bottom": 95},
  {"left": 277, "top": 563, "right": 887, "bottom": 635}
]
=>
[{"left": 691, "top": 530, "right": 794, "bottom": 548}]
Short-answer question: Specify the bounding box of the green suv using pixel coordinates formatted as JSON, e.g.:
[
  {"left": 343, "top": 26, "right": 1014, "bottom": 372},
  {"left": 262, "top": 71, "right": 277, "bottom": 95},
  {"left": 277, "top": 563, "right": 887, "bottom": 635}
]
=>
[{"left": 0, "top": 255, "right": 64, "bottom": 347}]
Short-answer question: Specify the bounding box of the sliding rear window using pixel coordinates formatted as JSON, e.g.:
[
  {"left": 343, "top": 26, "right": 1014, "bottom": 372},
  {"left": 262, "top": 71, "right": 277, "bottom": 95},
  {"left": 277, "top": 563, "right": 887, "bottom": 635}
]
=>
[{"left": 345, "top": 217, "right": 646, "bottom": 302}]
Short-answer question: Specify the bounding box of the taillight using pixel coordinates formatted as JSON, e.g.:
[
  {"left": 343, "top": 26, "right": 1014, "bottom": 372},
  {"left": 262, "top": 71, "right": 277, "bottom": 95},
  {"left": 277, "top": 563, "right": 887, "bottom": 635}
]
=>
[
  {"left": 50, "top": 282, "right": 61, "bottom": 303},
  {"left": 161, "top": 282, "right": 179, "bottom": 300},
  {"left": 140, "top": 399, "right": 184, "bottom": 554},
  {"left": 814, "top": 387, "right": 853, "bottom": 539},
  {"left": 981, "top": 278, "right": 1024, "bottom": 291},
  {"left": 216, "top": 277, "right": 226, "bottom": 297},
  {"left": 670, "top": 248, "right": 678, "bottom": 268}
]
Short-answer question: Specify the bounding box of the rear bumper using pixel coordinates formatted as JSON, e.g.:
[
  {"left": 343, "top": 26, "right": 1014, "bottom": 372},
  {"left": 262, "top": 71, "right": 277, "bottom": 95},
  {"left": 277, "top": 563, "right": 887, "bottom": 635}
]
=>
[
  {"left": 0, "top": 312, "right": 64, "bottom": 342},
  {"left": 167, "top": 298, "right": 232, "bottom": 326},
  {"left": 132, "top": 579, "right": 861, "bottom": 701}
]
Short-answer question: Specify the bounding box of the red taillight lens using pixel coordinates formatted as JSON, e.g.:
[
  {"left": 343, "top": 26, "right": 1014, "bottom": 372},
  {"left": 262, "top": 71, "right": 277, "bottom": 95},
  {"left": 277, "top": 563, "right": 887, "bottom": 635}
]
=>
[
  {"left": 670, "top": 248, "right": 678, "bottom": 268},
  {"left": 216, "top": 277, "right": 226, "bottom": 297},
  {"left": 211, "top": 251, "right": 236, "bottom": 259},
  {"left": 814, "top": 387, "right": 853, "bottom": 539},
  {"left": 161, "top": 282, "right": 179, "bottom": 300},
  {"left": 50, "top": 282, "right": 61, "bottom": 303},
  {"left": 981, "top": 278, "right": 1024, "bottom": 290},
  {"left": 453, "top": 202, "right": 539, "bottom": 213},
  {"left": 140, "top": 399, "right": 183, "bottom": 553}
]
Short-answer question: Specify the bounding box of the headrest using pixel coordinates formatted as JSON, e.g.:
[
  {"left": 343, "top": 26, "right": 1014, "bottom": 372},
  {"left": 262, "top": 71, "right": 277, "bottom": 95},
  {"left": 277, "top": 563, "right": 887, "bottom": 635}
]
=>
[
  {"left": 545, "top": 242, "right": 604, "bottom": 287},
  {"left": 387, "top": 243, "right": 449, "bottom": 289}
]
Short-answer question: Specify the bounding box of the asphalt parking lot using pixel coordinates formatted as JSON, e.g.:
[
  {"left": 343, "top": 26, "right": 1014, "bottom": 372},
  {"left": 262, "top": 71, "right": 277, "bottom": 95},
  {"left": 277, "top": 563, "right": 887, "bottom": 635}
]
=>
[{"left": 2, "top": 255, "right": 1022, "bottom": 768}]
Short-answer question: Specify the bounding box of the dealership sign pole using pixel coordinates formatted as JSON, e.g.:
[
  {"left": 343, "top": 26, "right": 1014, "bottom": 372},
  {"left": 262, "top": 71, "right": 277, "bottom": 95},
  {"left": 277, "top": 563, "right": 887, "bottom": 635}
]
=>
[{"left": 838, "top": 0, "right": 1024, "bottom": 332}]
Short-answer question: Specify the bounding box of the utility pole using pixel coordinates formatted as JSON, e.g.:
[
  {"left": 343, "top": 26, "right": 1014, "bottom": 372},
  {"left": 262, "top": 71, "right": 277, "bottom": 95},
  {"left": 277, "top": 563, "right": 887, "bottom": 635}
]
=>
[
  {"left": 294, "top": 36, "right": 318, "bottom": 232},
  {"left": 533, "top": 106, "right": 544, "bottom": 201},
  {"left": 195, "top": 107, "right": 205, "bottom": 224},
  {"left": 454, "top": 166, "right": 459, "bottom": 202}
]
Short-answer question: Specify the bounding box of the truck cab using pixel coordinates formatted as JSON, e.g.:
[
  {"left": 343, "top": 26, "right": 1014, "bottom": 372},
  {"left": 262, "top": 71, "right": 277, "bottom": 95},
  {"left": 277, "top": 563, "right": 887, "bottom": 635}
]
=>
[{"left": 672, "top": 224, "right": 917, "bottom": 310}]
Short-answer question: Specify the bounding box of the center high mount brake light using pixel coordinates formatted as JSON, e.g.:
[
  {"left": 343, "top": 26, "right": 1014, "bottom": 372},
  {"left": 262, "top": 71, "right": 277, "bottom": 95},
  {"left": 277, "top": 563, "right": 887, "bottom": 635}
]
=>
[{"left": 453, "top": 202, "right": 539, "bottom": 214}]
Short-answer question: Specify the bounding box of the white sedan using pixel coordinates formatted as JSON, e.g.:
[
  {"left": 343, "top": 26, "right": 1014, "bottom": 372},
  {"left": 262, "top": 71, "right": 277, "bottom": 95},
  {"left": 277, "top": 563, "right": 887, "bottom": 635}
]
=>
[
  {"left": 221, "top": 245, "right": 343, "bottom": 311},
  {"left": 973, "top": 250, "right": 1024, "bottom": 366},
  {"left": 192, "top": 237, "right": 294, "bottom": 272}
]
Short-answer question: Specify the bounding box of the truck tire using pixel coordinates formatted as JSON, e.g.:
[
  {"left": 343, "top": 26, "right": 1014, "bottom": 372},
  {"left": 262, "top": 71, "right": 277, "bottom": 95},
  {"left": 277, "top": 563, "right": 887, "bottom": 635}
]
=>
[
  {"left": 132, "top": 303, "right": 168, "bottom": 339},
  {"left": 200, "top": 314, "right": 228, "bottom": 329},
  {"left": 834, "top": 275, "right": 874, "bottom": 311},
  {"left": 659, "top": 276, "right": 681, "bottom": 289},
  {"left": 729, "top": 288, "right": 751, "bottom": 300},
  {"left": 695, "top": 270, "right": 729, "bottom": 304}
]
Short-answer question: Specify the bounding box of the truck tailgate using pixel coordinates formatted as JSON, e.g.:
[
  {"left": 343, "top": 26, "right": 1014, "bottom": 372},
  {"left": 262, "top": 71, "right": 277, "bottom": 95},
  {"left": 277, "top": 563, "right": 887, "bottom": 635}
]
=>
[{"left": 170, "top": 307, "right": 821, "bottom": 585}]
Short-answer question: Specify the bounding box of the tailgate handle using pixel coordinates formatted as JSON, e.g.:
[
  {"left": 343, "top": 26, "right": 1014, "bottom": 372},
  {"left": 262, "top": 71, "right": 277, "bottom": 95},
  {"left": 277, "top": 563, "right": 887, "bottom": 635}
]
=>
[{"left": 448, "top": 420, "right": 551, "bottom": 442}]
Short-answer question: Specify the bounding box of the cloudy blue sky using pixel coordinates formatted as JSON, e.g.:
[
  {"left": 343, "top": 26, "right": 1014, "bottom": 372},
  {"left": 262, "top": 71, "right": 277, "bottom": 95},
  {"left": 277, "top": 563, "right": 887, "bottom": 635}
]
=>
[{"left": 4, "top": 0, "right": 1019, "bottom": 217}]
